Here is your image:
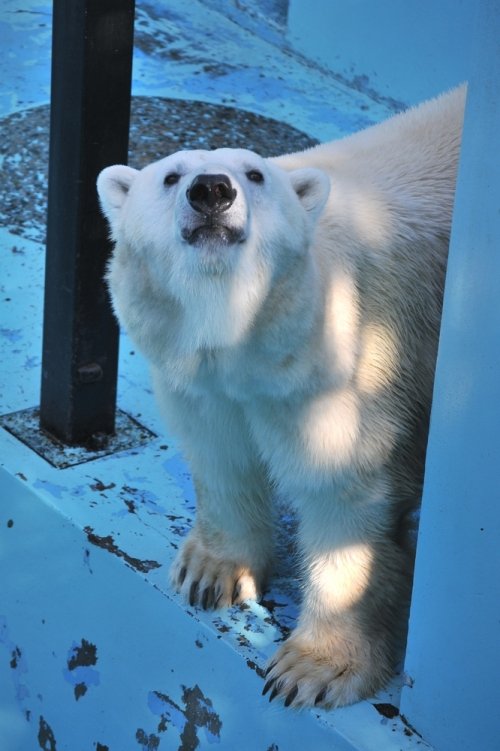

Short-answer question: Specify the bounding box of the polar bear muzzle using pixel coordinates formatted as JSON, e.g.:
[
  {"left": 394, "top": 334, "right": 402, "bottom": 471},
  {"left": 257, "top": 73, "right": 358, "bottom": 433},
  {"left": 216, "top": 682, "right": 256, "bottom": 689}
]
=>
[
  {"left": 182, "top": 172, "right": 245, "bottom": 247},
  {"left": 186, "top": 173, "right": 237, "bottom": 215}
]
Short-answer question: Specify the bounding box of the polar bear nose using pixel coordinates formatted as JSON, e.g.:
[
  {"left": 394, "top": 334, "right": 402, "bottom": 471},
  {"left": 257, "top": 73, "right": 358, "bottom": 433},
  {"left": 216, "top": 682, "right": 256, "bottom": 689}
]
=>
[{"left": 186, "top": 174, "right": 237, "bottom": 214}]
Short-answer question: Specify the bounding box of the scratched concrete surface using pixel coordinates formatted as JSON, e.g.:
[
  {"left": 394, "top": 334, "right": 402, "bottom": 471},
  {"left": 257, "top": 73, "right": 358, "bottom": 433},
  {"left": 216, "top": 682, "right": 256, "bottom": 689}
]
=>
[{"left": 0, "top": 2, "right": 426, "bottom": 750}]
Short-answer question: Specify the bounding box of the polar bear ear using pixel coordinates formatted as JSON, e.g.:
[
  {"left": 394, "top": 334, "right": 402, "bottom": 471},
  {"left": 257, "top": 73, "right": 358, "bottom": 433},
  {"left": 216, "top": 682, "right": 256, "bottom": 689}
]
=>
[
  {"left": 97, "top": 165, "right": 138, "bottom": 227},
  {"left": 289, "top": 168, "right": 330, "bottom": 221}
]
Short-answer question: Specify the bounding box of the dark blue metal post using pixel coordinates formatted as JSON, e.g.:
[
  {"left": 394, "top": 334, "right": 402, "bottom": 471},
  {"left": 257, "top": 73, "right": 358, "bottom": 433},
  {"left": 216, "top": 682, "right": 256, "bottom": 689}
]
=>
[{"left": 40, "top": 0, "right": 135, "bottom": 445}]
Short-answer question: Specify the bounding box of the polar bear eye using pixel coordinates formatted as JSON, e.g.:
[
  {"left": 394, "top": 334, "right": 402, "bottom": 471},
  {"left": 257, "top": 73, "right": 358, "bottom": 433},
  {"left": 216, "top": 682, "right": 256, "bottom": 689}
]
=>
[
  {"left": 164, "top": 173, "right": 180, "bottom": 186},
  {"left": 246, "top": 169, "right": 264, "bottom": 184}
]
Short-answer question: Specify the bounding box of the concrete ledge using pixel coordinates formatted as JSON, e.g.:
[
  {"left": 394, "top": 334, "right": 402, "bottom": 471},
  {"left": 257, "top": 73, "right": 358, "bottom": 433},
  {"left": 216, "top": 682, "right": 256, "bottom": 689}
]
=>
[
  {"left": 0, "top": 423, "right": 430, "bottom": 750},
  {"left": 1, "top": 469, "right": 347, "bottom": 750}
]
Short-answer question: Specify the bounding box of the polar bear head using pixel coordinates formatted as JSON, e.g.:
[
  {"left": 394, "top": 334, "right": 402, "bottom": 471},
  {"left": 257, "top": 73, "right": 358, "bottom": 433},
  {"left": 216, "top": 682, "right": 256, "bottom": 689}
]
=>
[{"left": 97, "top": 148, "right": 330, "bottom": 349}]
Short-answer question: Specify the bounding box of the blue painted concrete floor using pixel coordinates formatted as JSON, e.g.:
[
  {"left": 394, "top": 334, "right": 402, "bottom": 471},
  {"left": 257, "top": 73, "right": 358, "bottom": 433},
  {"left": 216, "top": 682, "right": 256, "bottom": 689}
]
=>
[{"left": 0, "top": 2, "right": 430, "bottom": 749}]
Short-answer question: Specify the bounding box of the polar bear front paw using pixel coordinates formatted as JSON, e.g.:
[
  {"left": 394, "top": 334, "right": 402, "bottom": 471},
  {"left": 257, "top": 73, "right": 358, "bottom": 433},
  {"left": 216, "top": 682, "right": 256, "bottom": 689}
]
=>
[
  {"left": 171, "top": 533, "right": 262, "bottom": 609},
  {"left": 262, "top": 629, "right": 390, "bottom": 709}
]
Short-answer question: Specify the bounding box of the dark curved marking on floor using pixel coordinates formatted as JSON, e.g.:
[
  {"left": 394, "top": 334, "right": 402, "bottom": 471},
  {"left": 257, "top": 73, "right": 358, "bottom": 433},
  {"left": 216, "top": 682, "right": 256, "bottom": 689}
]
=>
[
  {"left": 67, "top": 638, "right": 97, "bottom": 670},
  {"left": 373, "top": 702, "right": 400, "bottom": 719},
  {"left": 147, "top": 684, "right": 222, "bottom": 750},
  {"left": 84, "top": 526, "right": 161, "bottom": 573},
  {"left": 38, "top": 716, "right": 57, "bottom": 751},
  {"left": 136, "top": 728, "right": 160, "bottom": 750}
]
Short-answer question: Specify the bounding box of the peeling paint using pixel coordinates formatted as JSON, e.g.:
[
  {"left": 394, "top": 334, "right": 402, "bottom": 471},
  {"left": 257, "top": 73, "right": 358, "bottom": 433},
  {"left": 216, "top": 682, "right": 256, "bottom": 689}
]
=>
[
  {"left": 246, "top": 658, "right": 266, "bottom": 679},
  {"left": 148, "top": 684, "right": 222, "bottom": 750},
  {"left": 84, "top": 526, "right": 162, "bottom": 573},
  {"left": 74, "top": 682, "right": 87, "bottom": 700},
  {"left": 10, "top": 645, "right": 22, "bottom": 668},
  {"left": 38, "top": 716, "right": 57, "bottom": 751},
  {"left": 83, "top": 548, "right": 93, "bottom": 574},
  {"left": 373, "top": 702, "right": 400, "bottom": 719},
  {"left": 63, "top": 639, "right": 100, "bottom": 701},
  {"left": 0, "top": 617, "right": 30, "bottom": 712},
  {"left": 259, "top": 596, "right": 293, "bottom": 638},
  {"left": 120, "top": 484, "right": 168, "bottom": 515},
  {"left": 400, "top": 715, "right": 423, "bottom": 740},
  {"left": 136, "top": 728, "right": 161, "bottom": 750},
  {"left": 194, "top": 632, "right": 209, "bottom": 650},
  {"left": 166, "top": 513, "right": 191, "bottom": 538},
  {"left": 212, "top": 619, "right": 230, "bottom": 634},
  {"left": 90, "top": 479, "right": 116, "bottom": 492},
  {"left": 67, "top": 639, "right": 97, "bottom": 671}
]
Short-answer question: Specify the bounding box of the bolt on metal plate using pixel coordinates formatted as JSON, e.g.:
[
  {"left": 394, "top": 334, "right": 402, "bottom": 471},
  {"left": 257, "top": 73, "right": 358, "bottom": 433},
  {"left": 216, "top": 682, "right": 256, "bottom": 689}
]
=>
[{"left": 0, "top": 407, "right": 157, "bottom": 469}]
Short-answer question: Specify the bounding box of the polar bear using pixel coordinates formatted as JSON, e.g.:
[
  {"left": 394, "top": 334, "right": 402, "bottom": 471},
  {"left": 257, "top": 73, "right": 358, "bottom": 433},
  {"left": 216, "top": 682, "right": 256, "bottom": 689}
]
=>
[{"left": 97, "top": 86, "right": 466, "bottom": 708}]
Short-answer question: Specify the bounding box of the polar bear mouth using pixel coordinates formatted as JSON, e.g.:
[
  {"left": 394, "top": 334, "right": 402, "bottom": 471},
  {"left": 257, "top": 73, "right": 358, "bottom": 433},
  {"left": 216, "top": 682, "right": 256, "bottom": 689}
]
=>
[{"left": 181, "top": 222, "right": 245, "bottom": 247}]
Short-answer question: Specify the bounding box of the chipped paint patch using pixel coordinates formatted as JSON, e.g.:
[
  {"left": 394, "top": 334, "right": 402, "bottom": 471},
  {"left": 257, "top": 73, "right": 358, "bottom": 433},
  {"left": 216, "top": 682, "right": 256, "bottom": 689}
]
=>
[
  {"left": 0, "top": 616, "right": 30, "bottom": 714},
  {"left": 0, "top": 327, "right": 23, "bottom": 342},
  {"left": 84, "top": 526, "right": 162, "bottom": 573},
  {"left": 63, "top": 639, "right": 100, "bottom": 701},
  {"left": 136, "top": 728, "right": 161, "bottom": 750},
  {"left": 67, "top": 639, "right": 97, "bottom": 671},
  {"left": 90, "top": 479, "right": 116, "bottom": 493},
  {"left": 38, "top": 716, "right": 57, "bottom": 751},
  {"left": 373, "top": 702, "right": 400, "bottom": 720},
  {"left": 246, "top": 658, "right": 266, "bottom": 679},
  {"left": 147, "top": 684, "right": 222, "bottom": 750},
  {"left": 119, "top": 484, "right": 168, "bottom": 516}
]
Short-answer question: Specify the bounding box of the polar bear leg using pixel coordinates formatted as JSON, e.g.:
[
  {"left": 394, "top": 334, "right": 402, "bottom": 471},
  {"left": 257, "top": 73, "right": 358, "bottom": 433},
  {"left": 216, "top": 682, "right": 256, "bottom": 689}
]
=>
[
  {"left": 264, "top": 481, "right": 412, "bottom": 707},
  {"left": 157, "top": 385, "right": 274, "bottom": 609}
]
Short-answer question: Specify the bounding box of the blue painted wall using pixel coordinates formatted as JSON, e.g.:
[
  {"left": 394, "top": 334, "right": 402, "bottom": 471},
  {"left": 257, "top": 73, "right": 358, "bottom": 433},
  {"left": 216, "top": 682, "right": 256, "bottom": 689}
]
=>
[
  {"left": 288, "top": 0, "right": 475, "bottom": 105},
  {"left": 400, "top": 2, "right": 500, "bottom": 749}
]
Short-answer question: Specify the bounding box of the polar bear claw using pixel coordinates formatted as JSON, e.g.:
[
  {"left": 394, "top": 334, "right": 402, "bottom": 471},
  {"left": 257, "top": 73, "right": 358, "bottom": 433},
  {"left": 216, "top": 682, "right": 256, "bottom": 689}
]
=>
[{"left": 171, "top": 533, "right": 261, "bottom": 609}]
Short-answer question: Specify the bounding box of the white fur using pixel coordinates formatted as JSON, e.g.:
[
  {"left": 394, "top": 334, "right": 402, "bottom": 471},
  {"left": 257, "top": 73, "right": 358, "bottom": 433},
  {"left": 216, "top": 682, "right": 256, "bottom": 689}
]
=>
[{"left": 97, "top": 86, "right": 466, "bottom": 708}]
